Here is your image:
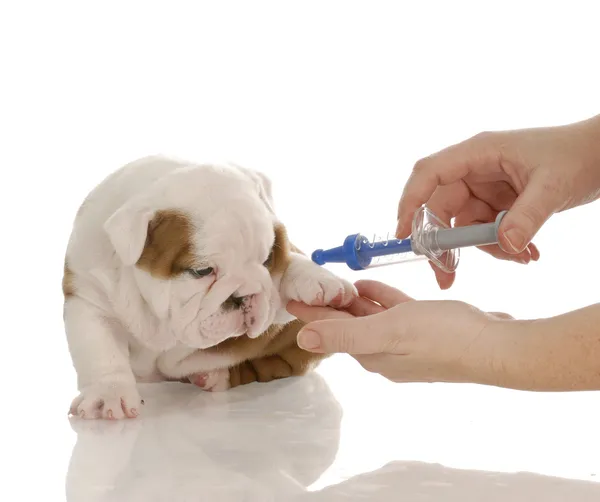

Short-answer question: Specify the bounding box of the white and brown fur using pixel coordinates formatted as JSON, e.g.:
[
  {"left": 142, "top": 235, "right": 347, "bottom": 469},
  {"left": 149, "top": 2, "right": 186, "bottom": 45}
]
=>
[{"left": 63, "top": 156, "right": 356, "bottom": 419}]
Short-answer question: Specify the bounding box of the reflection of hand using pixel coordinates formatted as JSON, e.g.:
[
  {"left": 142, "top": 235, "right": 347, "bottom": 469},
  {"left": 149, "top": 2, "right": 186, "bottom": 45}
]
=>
[
  {"left": 395, "top": 114, "right": 600, "bottom": 288},
  {"left": 288, "top": 280, "right": 510, "bottom": 384},
  {"left": 295, "top": 461, "right": 600, "bottom": 501}
]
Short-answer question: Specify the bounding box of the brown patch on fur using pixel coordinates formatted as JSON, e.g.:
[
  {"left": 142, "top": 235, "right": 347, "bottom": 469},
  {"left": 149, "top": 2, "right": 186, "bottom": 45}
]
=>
[
  {"left": 207, "top": 320, "right": 329, "bottom": 388},
  {"left": 62, "top": 261, "right": 75, "bottom": 298},
  {"left": 265, "top": 223, "right": 291, "bottom": 275},
  {"left": 136, "top": 210, "right": 196, "bottom": 279}
]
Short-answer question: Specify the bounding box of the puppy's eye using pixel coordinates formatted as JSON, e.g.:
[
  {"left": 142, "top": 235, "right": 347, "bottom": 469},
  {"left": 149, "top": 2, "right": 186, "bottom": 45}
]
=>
[
  {"left": 263, "top": 251, "right": 274, "bottom": 268},
  {"left": 188, "top": 267, "right": 214, "bottom": 278}
]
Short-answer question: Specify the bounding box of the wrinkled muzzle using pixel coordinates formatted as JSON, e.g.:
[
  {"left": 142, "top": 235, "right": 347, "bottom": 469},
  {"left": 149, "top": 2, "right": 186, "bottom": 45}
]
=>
[{"left": 173, "top": 266, "right": 278, "bottom": 349}]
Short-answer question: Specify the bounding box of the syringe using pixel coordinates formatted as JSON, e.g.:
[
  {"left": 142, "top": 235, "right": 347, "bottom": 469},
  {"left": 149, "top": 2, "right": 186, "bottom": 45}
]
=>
[{"left": 311, "top": 206, "right": 507, "bottom": 273}]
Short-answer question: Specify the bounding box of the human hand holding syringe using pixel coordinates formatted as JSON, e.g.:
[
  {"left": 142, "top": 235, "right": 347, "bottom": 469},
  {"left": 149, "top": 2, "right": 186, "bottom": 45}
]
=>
[{"left": 290, "top": 113, "right": 600, "bottom": 393}]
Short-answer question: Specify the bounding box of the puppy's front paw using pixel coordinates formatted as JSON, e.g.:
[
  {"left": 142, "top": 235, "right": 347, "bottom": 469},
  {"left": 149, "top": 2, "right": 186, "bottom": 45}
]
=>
[
  {"left": 283, "top": 261, "right": 357, "bottom": 307},
  {"left": 70, "top": 382, "right": 142, "bottom": 420},
  {"left": 189, "top": 368, "right": 231, "bottom": 392}
]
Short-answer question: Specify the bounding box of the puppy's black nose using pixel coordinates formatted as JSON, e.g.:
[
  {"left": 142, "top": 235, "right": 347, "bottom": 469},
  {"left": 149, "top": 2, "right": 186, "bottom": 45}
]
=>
[
  {"left": 231, "top": 295, "right": 246, "bottom": 308},
  {"left": 225, "top": 295, "right": 247, "bottom": 310}
]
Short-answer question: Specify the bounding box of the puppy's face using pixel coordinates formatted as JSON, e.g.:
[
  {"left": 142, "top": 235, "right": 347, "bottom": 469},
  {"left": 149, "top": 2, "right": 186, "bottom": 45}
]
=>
[{"left": 104, "top": 164, "right": 291, "bottom": 350}]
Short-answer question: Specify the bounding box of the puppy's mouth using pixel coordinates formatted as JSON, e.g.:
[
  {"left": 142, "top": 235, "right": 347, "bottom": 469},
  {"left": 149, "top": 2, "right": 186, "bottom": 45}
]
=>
[
  {"left": 174, "top": 272, "right": 279, "bottom": 350},
  {"left": 201, "top": 275, "right": 274, "bottom": 333},
  {"left": 221, "top": 293, "right": 269, "bottom": 338},
  {"left": 176, "top": 292, "right": 273, "bottom": 350}
]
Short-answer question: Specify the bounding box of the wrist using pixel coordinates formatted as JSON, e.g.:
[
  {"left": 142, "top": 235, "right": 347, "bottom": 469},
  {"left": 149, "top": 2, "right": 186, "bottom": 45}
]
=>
[
  {"left": 466, "top": 313, "right": 600, "bottom": 391},
  {"left": 459, "top": 317, "right": 536, "bottom": 389},
  {"left": 576, "top": 114, "right": 600, "bottom": 194}
]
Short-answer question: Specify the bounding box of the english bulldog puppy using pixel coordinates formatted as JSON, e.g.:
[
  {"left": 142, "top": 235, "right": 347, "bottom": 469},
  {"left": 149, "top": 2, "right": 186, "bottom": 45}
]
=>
[{"left": 63, "top": 156, "right": 356, "bottom": 420}]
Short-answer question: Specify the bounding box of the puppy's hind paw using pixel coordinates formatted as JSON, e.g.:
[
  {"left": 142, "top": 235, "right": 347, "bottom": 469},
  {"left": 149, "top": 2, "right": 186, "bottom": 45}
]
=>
[{"left": 189, "top": 368, "right": 231, "bottom": 392}]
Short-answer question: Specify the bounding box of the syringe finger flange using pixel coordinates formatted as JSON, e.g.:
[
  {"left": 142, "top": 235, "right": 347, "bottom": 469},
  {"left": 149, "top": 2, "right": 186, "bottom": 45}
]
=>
[{"left": 410, "top": 206, "right": 460, "bottom": 273}]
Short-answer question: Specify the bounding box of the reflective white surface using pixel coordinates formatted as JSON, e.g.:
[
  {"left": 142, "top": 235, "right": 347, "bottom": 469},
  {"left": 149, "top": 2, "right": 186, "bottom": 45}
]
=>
[{"left": 59, "top": 357, "right": 600, "bottom": 501}]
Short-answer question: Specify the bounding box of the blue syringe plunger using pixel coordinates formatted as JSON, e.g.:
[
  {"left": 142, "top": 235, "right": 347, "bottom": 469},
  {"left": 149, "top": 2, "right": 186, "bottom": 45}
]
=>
[
  {"left": 311, "top": 206, "right": 506, "bottom": 273},
  {"left": 311, "top": 233, "right": 414, "bottom": 271}
]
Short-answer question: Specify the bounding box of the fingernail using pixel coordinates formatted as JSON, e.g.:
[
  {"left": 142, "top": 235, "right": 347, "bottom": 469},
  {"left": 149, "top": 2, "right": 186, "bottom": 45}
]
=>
[
  {"left": 503, "top": 229, "right": 525, "bottom": 253},
  {"left": 297, "top": 330, "right": 321, "bottom": 350}
]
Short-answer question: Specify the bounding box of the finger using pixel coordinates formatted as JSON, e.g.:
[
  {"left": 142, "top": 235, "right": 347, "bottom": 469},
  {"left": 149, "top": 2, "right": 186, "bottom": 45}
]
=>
[
  {"left": 482, "top": 242, "right": 540, "bottom": 262},
  {"left": 396, "top": 135, "right": 499, "bottom": 237},
  {"left": 396, "top": 158, "right": 468, "bottom": 237},
  {"left": 396, "top": 180, "right": 470, "bottom": 239},
  {"left": 476, "top": 243, "right": 532, "bottom": 264},
  {"left": 424, "top": 181, "right": 471, "bottom": 226},
  {"left": 354, "top": 280, "right": 414, "bottom": 308},
  {"left": 430, "top": 261, "right": 455, "bottom": 290},
  {"left": 454, "top": 204, "right": 536, "bottom": 264},
  {"left": 467, "top": 179, "right": 517, "bottom": 213},
  {"left": 487, "top": 311, "right": 514, "bottom": 320},
  {"left": 296, "top": 310, "right": 397, "bottom": 354},
  {"left": 497, "top": 170, "right": 567, "bottom": 254},
  {"left": 453, "top": 196, "right": 497, "bottom": 225},
  {"left": 286, "top": 301, "right": 354, "bottom": 323},
  {"left": 345, "top": 296, "right": 386, "bottom": 317},
  {"left": 528, "top": 242, "right": 541, "bottom": 261}
]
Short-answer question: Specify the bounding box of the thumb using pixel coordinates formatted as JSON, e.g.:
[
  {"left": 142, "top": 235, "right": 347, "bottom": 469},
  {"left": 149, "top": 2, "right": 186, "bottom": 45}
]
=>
[
  {"left": 297, "top": 313, "right": 395, "bottom": 355},
  {"left": 498, "top": 171, "right": 566, "bottom": 254}
]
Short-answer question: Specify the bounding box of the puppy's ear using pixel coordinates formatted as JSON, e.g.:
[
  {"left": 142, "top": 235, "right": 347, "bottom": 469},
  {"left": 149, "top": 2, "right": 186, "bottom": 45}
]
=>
[
  {"left": 231, "top": 164, "right": 276, "bottom": 214},
  {"left": 104, "top": 200, "right": 154, "bottom": 266},
  {"left": 253, "top": 170, "right": 275, "bottom": 212}
]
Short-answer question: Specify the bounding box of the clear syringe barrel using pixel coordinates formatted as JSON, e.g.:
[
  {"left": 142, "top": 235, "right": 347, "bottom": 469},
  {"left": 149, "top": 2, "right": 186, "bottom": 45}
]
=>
[
  {"left": 354, "top": 233, "right": 425, "bottom": 268},
  {"left": 355, "top": 206, "right": 464, "bottom": 271}
]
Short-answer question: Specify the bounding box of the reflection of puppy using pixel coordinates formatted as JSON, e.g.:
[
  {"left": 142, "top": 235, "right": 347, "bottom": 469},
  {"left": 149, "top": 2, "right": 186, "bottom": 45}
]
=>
[
  {"left": 66, "top": 374, "right": 342, "bottom": 501},
  {"left": 64, "top": 156, "right": 356, "bottom": 419}
]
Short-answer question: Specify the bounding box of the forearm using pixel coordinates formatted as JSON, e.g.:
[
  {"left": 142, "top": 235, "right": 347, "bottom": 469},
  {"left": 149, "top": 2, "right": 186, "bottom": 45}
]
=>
[
  {"left": 578, "top": 113, "right": 600, "bottom": 173},
  {"left": 475, "top": 303, "right": 600, "bottom": 391}
]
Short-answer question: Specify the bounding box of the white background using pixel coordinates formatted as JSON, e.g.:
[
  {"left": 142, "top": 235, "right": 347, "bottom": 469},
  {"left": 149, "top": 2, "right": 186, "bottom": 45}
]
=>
[{"left": 2, "top": 1, "right": 600, "bottom": 500}]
